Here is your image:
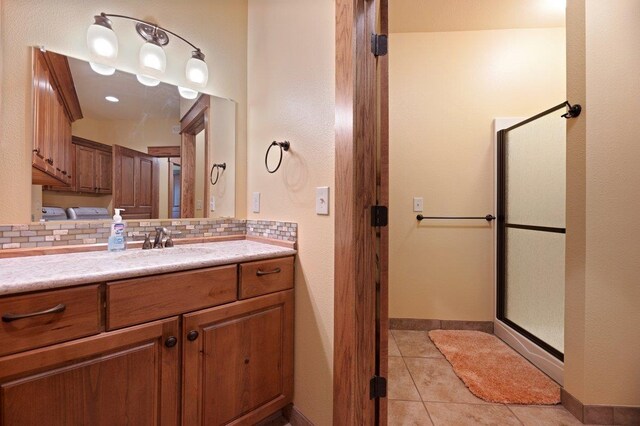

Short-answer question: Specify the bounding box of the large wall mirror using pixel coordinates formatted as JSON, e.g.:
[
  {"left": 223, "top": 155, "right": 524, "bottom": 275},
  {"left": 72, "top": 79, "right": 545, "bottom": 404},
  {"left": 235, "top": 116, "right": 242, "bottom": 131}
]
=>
[{"left": 31, "top": 49, "right": 236, "bottom": 222}]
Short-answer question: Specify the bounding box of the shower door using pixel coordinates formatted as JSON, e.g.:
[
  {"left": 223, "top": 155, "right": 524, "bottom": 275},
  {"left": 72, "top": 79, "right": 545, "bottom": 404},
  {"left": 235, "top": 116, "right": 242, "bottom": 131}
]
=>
[{"left": 497, "top": 103, "right": 567, "bottom": 363}]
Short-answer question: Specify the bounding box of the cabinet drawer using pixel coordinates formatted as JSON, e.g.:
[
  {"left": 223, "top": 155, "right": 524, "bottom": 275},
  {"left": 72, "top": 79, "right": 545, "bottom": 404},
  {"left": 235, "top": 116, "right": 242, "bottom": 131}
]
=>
[
  {"left": 0, "top": 285, "right": 101, "bottom": 356},
  {"left": 107, "top": 265, "right": 237, "bottom": 330},
  {"left": 239, "top": 257, "right": 294, "bottom": 299}
]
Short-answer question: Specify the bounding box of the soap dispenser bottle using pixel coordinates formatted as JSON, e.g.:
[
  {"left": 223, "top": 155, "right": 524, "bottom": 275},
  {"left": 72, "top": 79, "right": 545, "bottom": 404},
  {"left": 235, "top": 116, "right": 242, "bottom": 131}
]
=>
[{"left": 108, "top": 208, "right": 127, "bottom": 252}]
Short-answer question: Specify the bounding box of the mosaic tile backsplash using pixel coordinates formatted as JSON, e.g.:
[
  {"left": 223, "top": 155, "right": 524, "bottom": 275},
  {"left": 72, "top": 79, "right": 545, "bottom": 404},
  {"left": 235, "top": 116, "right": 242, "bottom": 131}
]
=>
[{"left": 0, "top": 219, "right": 297, "bottom": 250}]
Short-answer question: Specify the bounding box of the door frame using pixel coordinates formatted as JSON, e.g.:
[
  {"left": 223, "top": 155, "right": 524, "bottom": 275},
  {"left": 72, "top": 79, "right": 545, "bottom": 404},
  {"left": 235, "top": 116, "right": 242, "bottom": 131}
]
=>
[
  {"left": 180, "top": 94, "right": 210, "bottom": 218},
  {"left": 333, "top": 0, "right": 389, "bottom": 424}
]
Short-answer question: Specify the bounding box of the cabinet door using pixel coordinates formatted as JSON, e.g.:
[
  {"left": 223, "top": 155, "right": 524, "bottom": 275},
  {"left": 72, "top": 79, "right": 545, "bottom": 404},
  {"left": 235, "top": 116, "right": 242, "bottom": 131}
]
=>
[
  {"left": 96, "top": 150, "right": 113, "bottom": 194},
  {"left": 76, "top": 145, "right": 96, "bottom": 193},
  {"left": 32, "top": 51, "right": 56, "bottom": 176},
  {"left": 183, "top": 290, "right": 294, "bottom": 425},
  {"left": 0, "top": 317, "right": 180, "bottom": 426}
]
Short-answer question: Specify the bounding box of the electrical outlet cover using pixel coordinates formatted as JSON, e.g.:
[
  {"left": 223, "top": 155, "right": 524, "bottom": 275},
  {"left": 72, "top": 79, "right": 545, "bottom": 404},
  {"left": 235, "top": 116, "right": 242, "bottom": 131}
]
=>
[{"left": 252, "top": 192, "right": 260, "bottom": 213}]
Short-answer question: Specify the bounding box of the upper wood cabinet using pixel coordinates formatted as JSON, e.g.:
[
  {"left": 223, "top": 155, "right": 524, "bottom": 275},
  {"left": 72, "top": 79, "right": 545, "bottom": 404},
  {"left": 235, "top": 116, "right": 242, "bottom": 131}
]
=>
[
  {"left": 72, "top": 137, "right": 113, "bottom": 194},
  {"left": 31, "top": 49, "right": 82, "bottom": 187}
]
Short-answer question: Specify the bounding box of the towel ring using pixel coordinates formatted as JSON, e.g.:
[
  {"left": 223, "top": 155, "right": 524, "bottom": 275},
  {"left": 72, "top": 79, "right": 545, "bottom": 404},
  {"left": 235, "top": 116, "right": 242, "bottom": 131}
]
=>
[
  {"left": 209, "top": 163, "right": 226, "bottom": 186},
  {"left": 265, "top": 141, "right": 290, "bottom": 174}
]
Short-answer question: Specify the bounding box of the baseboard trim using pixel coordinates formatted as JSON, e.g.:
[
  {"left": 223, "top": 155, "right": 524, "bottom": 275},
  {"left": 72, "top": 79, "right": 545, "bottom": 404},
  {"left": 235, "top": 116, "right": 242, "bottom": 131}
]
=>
[
  {"left": 284, "top": 404, "right": 314, "bottom": 426},
  {"left": 390, "top": 317, "right": 493, "bottom": 334},
  {"left": 561, "top": 388, "right": 640, "bottom": 425}
]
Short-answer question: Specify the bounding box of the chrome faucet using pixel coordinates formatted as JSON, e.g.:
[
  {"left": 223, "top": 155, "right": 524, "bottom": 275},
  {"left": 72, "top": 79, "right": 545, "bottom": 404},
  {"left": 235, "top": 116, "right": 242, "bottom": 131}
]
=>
[{"left": 153, "top": 227, "right": 168, "bottom": 249}]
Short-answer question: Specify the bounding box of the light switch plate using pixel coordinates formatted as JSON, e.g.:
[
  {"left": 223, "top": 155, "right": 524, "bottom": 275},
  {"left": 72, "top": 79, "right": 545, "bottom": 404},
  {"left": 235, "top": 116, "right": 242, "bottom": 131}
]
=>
[
  {"left": 413, "top": 197, "right": 424, "bottom": 212},
  {"left": 196, "top": 199, "right": 203, "bottom": 210},
  {"left": 316, "top": 187, "right": 330, "bottom": 215},
  {"left": 210, "top": 195, "right": 216, "bottom": 211},
  {"left": 252, "top": 192, "right": 260, "bottom": 213}
]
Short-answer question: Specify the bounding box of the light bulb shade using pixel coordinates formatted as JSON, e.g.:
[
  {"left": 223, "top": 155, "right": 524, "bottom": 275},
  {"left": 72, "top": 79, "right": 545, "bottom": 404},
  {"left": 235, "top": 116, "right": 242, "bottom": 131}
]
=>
[
  {"left": 87, "top": 22, "right": 118, "bottom": 63},
  {"left": 136, "top": 74, "right": 160, "bottom": 87},
  {"left": 178, "top": 86, "right": 198, "bottom": 100},
  {"left": 185, "top": 55, "right": 208, "bottom": 87},
  {"left": 139, "top": 42, "right": 166, "bottom": 77},
  {"left": 89, "top": 62, "right": 116, "bottom": 76}
]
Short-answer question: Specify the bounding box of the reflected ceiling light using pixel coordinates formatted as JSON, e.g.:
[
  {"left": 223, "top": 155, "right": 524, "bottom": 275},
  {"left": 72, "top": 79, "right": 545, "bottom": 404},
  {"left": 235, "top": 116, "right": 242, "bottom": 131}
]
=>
[
  {"left": 105, "top": 96, "right": 119, "bottom": 103},
  {"left": 136, "top": 74, "right": 161, "bottom": 87},
  {"left": 89, "top": 61, "right": 116, "bottom": 76},
  {"left": 86, "top": 12, "right": 208, "bottom": 91},
  {"left": 178, "top": 86, "right": 198, "bottom": 100}
]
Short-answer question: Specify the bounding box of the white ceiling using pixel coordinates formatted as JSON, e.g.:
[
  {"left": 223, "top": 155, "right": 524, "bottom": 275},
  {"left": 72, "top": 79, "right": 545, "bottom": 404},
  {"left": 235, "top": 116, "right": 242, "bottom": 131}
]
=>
[
  {"left": 390, "top": 0, "right": 566, "bottom": 33},
  {"left": 68, "top": 56, "right": 181, "bottom": 121}
]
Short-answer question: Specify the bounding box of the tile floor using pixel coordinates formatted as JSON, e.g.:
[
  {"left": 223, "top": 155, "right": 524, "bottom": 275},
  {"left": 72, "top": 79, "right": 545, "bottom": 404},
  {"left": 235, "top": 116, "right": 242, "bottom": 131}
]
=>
[{"left": 388, "top": 330, "right": 586, "bottom": 426}]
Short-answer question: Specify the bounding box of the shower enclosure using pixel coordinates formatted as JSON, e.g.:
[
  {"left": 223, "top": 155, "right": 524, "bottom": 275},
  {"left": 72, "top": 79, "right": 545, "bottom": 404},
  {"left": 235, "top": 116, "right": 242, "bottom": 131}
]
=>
[{"left": 494, "top": 102, "right": 573, "bottom": 384}]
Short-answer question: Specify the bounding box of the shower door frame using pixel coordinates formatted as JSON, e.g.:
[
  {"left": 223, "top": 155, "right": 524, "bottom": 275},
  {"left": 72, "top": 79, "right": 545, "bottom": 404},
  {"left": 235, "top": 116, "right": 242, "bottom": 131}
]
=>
[{"left": 493, "top": 113, "right": 565, "bottom": 385}]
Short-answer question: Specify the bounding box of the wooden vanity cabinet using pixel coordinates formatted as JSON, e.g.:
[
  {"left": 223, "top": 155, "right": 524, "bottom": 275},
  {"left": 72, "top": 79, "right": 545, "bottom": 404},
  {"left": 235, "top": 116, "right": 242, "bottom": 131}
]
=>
[
  {"left": 0, "top": 317, "right": 180, "bottom": 426},
  {"left": 183, "top": 290, "right": 294, "bottom": 425},
  {"left": 0, "top": 256, "right": 295, "bottom": 425}
]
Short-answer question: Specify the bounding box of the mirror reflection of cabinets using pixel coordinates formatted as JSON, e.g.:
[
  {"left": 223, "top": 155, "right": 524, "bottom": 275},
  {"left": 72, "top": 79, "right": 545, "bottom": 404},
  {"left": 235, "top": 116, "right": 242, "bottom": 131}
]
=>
[
  {"left": 46, "top": 137, "right": 113, "bottom": 195},
  {"left": 32, "top": 49, "right": 237, "bottom": 222},
  {"left": 31, "top": 49, "right": 82, "bottom": 187}
]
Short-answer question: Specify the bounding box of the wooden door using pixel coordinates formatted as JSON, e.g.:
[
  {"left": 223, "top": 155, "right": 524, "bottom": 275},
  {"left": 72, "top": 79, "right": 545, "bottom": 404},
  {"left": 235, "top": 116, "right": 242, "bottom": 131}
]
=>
[
  {"left": 0, "top": 318, "right": 180, "bottom": 426},
  {"left": 334, "top": 0, "right": 389, "bottom": 424},
  {"left": 183, "top": 290, "right": 294, "bottom": 425},
  {"left": 96, "top": 150, "right": 113, "bottom": 194},
  {"left": 113, "top": 145, "right": 159, "bottom": 219},
  {"left": 75, "top": 144, "right": 96, "bottom": 193}
]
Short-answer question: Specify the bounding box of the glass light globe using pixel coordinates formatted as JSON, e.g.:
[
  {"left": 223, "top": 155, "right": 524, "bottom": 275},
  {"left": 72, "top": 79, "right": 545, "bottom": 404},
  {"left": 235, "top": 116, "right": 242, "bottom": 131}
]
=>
[
  {"left": 89, "top": 62, "right": 116, "bottom": 76},
  {"left": 185, "top": 56, "right": 208, "bottom": 87},
  {"left": 178, "top": 86, "right": 198, "bottom": 100},
  {"left": 139, "top": 42, "right": 166, "bottom": 75},
  {"left": 136, "top": 74, "right": 160, "bottom": 87},
  {"left": 86, "top": 23, "right": 118, "bottom": 61}
]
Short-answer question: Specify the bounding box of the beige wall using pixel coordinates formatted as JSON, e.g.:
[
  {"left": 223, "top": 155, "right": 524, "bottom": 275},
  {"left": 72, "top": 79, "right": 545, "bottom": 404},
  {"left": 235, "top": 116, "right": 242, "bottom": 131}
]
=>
[
  {"left": 389, "top": 28, "right": 566, "bottom": 321},
  {"left": 565, "top": 0, "right": 640, "bottom": 406},
  {"left": 0, "top": 0, "right": 247, "bottom": 224},
  {"left": 247, "top": 0, "right": 335, "bottom": 424}
]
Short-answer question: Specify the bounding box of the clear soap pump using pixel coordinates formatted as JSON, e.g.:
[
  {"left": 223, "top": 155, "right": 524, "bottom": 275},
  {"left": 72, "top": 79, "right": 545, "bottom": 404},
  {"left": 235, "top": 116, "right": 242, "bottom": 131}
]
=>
[{"left": 108, "top": 208, "right": 127, "bottom": 252}]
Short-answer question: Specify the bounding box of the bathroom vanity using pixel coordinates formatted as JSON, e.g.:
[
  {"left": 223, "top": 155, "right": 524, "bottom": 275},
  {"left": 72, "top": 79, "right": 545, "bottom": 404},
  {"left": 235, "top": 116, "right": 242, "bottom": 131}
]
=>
[{"left": 0, "top": 240, "right": 295, "bottom": 425}]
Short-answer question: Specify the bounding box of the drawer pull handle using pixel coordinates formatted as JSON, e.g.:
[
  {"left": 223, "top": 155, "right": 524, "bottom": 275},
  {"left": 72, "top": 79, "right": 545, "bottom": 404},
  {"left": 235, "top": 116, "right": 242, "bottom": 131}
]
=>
[
  {"left": 2, "top": 303, "right": 66, "bottom": 323},
  {"left": 256, "top": 267, "right": 281, "bottom": 276}
]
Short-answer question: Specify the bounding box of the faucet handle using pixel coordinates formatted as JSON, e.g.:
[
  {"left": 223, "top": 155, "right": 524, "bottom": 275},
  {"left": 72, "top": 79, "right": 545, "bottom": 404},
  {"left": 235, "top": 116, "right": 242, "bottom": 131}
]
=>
[{"left": 142, "top": 233, "right": 152, "bottom": 250}]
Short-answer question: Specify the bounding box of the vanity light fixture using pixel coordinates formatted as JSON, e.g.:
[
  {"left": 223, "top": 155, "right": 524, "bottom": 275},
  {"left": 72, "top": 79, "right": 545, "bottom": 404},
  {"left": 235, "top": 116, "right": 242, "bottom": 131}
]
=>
[
  {"left": 86, "top": 13, "right": 208, "bottom": 97},
  {"left": 105, "top": 96, "right": 119, "bottom": 103}
]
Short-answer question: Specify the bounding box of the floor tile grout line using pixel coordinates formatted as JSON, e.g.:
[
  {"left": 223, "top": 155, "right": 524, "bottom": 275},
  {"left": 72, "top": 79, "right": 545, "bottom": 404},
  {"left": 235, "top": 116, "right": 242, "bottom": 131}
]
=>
[
  {"left": 421, "top": 400, "right": 436, "bottom": 426},
  {"left": 505, "top": 404, "right": 526, "bottom": 426},
  {"left": 399, "top": 353, "right": 425, "bottom": 403}
]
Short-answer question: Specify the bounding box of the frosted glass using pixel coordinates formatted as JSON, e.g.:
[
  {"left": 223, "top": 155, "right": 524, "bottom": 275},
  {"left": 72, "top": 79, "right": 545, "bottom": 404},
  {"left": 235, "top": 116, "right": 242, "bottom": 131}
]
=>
[
  {"left": 505, "top": 228, "right": 565, "bottom": 352},
  {"left": 506, "top": 112, "right": 566, "bottom": 228}
]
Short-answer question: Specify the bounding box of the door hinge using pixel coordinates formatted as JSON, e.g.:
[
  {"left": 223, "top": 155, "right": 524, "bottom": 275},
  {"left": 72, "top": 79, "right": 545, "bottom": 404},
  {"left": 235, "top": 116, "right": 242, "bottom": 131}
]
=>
[
  {"left": 370, "top": 375, "right": 387, "bottom": 399},
  {"left": 371, "top": 205, "right": 388, "bottom": 227},
  {"left": 371, "top": 33, "right": 388, "bottom": 57}
]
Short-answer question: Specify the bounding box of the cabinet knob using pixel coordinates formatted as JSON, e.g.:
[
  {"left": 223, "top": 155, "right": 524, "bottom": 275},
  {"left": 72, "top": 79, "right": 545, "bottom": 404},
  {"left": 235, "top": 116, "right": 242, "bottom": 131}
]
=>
[
  {"left": 187, "top": 330, "right": 199, "bottom": 341},
  {"left": 164, "top": 336, "right": 178, "bottom": 348}
]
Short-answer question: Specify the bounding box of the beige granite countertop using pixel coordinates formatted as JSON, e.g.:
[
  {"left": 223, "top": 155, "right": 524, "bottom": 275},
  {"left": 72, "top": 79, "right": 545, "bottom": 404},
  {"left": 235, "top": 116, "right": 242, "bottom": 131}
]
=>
[{"left": 0, "top": 240, "right": 296, "bottom": 296}]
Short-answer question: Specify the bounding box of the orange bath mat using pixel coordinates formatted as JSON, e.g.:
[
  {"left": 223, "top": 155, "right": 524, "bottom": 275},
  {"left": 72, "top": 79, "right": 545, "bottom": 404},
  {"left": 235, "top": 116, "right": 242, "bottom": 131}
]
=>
[{"left": 428, "top": 330, "right": 561, "bottom": 405}]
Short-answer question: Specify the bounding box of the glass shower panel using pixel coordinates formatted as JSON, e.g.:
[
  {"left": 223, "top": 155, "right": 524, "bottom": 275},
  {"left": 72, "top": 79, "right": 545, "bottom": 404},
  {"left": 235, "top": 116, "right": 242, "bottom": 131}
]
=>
[
  {"left": 506, "top": 113, "right": 566, "bottom": 228},
  {"left": 505, "top": 228, "right": 565, "bottom": 352},
  {"left": 498, "top": 102, "right": 569, "bottom": 360}
]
